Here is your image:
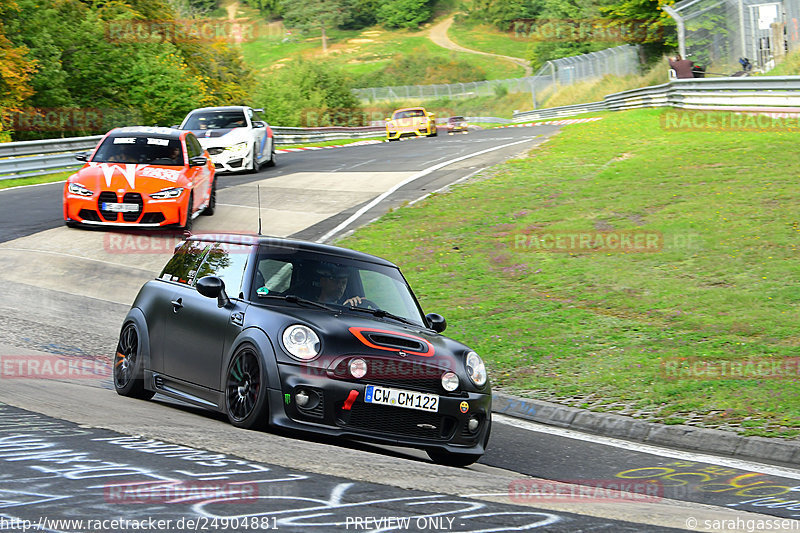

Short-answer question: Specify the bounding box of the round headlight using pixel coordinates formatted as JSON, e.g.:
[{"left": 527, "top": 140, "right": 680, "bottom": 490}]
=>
[
  {"left": 466, "top": 351, "right": 487, "bottom": 387},
  {"left": 282, "top": 325, "right": 320, "bottom": 361},
  {"left": 441, "top": 371, "right": 459, "bottom": 392},
  {"left": 350, "top": 358, "right": 368, "bottom": 379}
]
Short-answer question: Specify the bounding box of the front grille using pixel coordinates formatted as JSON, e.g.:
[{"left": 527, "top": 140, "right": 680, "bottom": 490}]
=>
[
  {"left": 78, "top": 209, "right": 101, "bottom": 222},
  {"left": 214, "top": 163, "right": 222, "bottom": 169},
  {"left": 98, "top": 191, "right": 119, "bottom": 222},
  {"left": 332, "top": 357, "right": 444, "bottom": 394},
  {"left": 343, "top": 402, "right": 456, "bottom": 441},
  {"left": 122, "top": 193, "right": 143, "bottom": 222},
  {"left": 140, "top": 212, "right": 165, "bottom": 224},
  {"left": 364, "top": 378, "right": 442, "bottom": 394}
]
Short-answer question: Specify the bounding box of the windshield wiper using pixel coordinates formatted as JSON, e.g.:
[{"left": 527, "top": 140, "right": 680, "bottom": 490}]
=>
[
  {"left": 346, "top": 306, "right": 418, "bottom": 327},
  {"left": 257, "top": 293, "right": 335, "bottom": 312}
]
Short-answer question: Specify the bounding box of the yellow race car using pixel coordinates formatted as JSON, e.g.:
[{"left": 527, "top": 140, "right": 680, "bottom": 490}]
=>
[{"left": 386, "top": 107, "right": 437, "bottom": 141}]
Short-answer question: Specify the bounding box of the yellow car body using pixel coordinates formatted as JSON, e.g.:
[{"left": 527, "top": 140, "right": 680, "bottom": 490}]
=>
[{"left": 386, "top": 107, "right": 437, "bottom": 140}]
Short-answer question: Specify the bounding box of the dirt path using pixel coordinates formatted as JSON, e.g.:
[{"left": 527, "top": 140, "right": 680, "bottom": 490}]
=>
[
  {"left": 226, "top": 0, "right": 244, "bottom": 44},
  {"left": 428, "top": 16, "right": 532, "bottom": 77}
]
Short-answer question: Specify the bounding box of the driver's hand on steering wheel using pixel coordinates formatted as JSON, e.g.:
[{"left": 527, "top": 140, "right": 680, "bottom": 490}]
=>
[{"left": 343, "top": 296, "right": 364, "bottom": 307}]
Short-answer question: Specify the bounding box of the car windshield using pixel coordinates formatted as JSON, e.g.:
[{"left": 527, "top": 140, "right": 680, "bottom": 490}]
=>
[
  {"left": 449, "top": 117, "right": 464, "bottom": 122},
  {"left": 394, "top": 110, "right": 424, "bottom": 119},
  {"left": 252, "top": 247, "right": 426, "bottom": 327},
  {"left": 184, "top": 111, "right": 247, "bottom": 130},
  {"left": 92, "top": 136, "right": 184, "bottom": 165}
]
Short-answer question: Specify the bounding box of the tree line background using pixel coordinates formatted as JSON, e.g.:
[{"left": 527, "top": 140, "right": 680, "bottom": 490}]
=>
[{"left": 0, "top": 0, "right": 671, "bottom": 140}]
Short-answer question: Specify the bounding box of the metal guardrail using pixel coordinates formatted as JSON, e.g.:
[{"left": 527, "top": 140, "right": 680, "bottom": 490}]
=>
[
  {"left": 513, "top": 76, "right": 800, "bottom": 121},
  {"left": 0, "top": 126, "right": 387, "bottom": 181}
]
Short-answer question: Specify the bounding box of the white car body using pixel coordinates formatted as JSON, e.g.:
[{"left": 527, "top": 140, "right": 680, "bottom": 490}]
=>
[{"left": 178, "top": 106, "right": 275, "bottom": 173}]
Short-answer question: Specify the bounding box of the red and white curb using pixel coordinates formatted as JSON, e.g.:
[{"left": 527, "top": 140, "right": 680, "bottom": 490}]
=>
[
  {"left": 498, "top": 117, "right": 604, "bottom": 128},
  {"left": 275, "top": 139, "right": 384, "bottom": 154}
]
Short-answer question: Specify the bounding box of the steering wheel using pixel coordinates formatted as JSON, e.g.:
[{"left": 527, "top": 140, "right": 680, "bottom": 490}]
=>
[
  {"left": 360, "top": 298, "right": 379, "bottom": 310},
  {"left": 347, "top": 297, "right": 378, "bottom": 310}
]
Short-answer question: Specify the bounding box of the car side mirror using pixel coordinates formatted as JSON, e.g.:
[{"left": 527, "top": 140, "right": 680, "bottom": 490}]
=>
[
  {"left": 189, "top": 156, "right": 207, "bottom": 166},
  {"left": 385, "top": 117, "right": 391, "bottom": 122},
  {"left": 253, "top": 122, "right": 265, "bottom": 128},
  {"left": 171, "top": 125, "right": 180, "bottom": 129},
  {"left": 197, "top": 276, "right": 231, "bottom": 308},
  {"left": 425, "top": 313, "right": 447, "bottom": 333},
  {"left": 75, "top": 152, "right": 88, "bottom": 161}
]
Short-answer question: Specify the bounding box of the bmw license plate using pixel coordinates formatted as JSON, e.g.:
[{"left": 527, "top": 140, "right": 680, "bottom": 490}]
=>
[
  {"left": 364, "top": 385, "right": 439, "bottom": 412},
  {"left": 101, "top": 202, "right": 139, "bottom": 213}
]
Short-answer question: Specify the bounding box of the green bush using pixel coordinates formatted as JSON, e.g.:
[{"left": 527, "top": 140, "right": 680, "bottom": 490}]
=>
[
  {"left": 376, "top": 0, "right": 434, "bottom": 29},
  {"left": 252, "top": 60, "right": 363, "bottom": 126}
]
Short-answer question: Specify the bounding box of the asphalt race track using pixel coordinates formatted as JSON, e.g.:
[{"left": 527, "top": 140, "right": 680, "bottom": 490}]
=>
[{"left": 0, "top": 126, "right": 798, "bottom": 532}]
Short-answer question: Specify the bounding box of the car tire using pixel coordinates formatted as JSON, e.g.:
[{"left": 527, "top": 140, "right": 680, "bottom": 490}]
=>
[
  {"left": 183, "top": 192, "right": 194, "bottom": 232},
  {"left": 113, "top": 322, "right": 155, "bottom": 400},
  {"left": 203, "top": 180, "right": 216, "bottom": 216},
  {"left": 428, "top": 129, "right": 438, "bottom": 137},
  {"left": 426, "top": 449, "right": 481, "bottom": 467},
  {"left": 265, "top": 148, "right": 276, "bottom": 167},
  {"left": 224, "top": 344, "right": 268, "bottom": 430}
]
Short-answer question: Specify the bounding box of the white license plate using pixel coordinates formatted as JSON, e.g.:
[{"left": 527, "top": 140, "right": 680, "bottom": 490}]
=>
[
  {"left": 102, "top": 202, "right": 139, "bottom": 213},
  {"left": 364, "top": 385, "right": 439, "bottom": 413}
]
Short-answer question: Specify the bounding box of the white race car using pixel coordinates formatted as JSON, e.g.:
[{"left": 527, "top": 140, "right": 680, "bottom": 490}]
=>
[{"left": 178, "top": 106, "right": 276, "bottom": 173}]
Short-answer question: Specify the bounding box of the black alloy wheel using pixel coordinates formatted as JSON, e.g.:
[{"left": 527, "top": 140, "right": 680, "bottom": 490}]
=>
[{"left": 225, "top": 345, "right": 268, "bottom": 429}]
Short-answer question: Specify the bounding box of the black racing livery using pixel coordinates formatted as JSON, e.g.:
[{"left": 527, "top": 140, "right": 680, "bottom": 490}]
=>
[{"left": 114, "top": 234, "right": 492, "bottom": 466}]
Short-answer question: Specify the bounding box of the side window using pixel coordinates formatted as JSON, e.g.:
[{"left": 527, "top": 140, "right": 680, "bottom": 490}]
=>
[
  {"left": 194, "top": 243, "right": 251, "bottom": 298},
  {"left": 252, "top": 258, "right": 293, "bottom": 299},
  {"left": 159, "top": 241, "right": 209, "bottom": 286},
  {"left": 185, "top": 135, "right": 202, "bottom": 159}
]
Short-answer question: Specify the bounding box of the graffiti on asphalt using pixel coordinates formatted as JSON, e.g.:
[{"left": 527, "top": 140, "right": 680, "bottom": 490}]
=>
[{"left": 615, "top": 461, "right": 800, "bottom": 517}]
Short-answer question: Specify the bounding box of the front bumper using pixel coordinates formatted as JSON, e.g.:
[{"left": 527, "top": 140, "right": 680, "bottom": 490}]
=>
[
  {"left": 386, "top": 123, "right": 436, "bottom": 139},
  {"left": 64, "top": 191, "right": 187, "bottom": 227},
  {"left": 206, "top": 146, "right": 253, "bottom": 173},
  {"left": 269, "top": 362, "right": 491, "bottom": 454}
]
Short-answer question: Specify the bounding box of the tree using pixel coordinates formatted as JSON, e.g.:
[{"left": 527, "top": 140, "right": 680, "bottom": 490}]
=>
[
  {"left": 251, "top": 60, "right": 361, "bottom": 126},
  {"left": 376, "top": 0, "right": 434, "bottom": 29},
  {"left": 600, "top": 0, "right": 676, "bottom": 60},
  {"left": 0, "top": 1, "right": 37, "bottom": 141},
  {"left": 282, "top": 0, "right": 345, "bottom": 53}
]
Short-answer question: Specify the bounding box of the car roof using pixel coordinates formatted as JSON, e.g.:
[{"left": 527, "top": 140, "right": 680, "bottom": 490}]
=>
[
  {"left": 108, "top": 126, "right": 184, "bottom": 139},
  {"left": 186, "top": 234, "right": 397, "bottom": 268},
  {"left": 186, "top": 106, "right": 251, "bottom": 113},
  {"left": 393, "top": 107, "right": 426, "bottom": 112}
]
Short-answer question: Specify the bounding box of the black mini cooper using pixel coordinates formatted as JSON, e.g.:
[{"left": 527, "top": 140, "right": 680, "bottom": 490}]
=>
[{"left": 114, "top": 234, "right": 491, "bottom": 466}]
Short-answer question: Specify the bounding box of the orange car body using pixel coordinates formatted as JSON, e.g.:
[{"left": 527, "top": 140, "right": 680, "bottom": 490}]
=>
[
  {"left": 63, "top": 127, "right": 215, "bottom": 228},
  {"left": 385, "top": 107, "right": 437, "bottom": 140}
]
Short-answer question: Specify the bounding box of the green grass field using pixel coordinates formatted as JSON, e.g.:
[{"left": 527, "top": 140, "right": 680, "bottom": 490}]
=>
[
  {"left": 0, "top": 170, "right": 74, "bottom": 190},
  {"left": 339, "top": 108, "right": 800, "bottom": 438},
  {"left": 447, "top": 21, "right": 531, "bottom": 61}
]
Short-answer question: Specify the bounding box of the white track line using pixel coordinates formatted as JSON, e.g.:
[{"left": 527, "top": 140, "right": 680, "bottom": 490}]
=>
[
  {"left": 494, "top": 414, "right": 800, "bottom": 480},
  {"left": 315, "top": 138, "right": 537, "bottom": 243}
]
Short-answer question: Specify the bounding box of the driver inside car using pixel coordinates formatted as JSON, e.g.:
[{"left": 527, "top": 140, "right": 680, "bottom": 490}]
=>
[{"left": 316, "top": 264, "right": 365, "bottom": 307}]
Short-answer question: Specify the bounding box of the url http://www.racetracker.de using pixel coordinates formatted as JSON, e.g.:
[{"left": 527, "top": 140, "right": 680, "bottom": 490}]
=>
[
  {"left": 0, "top": 516, "right": 279, "bottom": 531},
  {"left": 685, "top": 516, "right": 800, "bottom": 532}
]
